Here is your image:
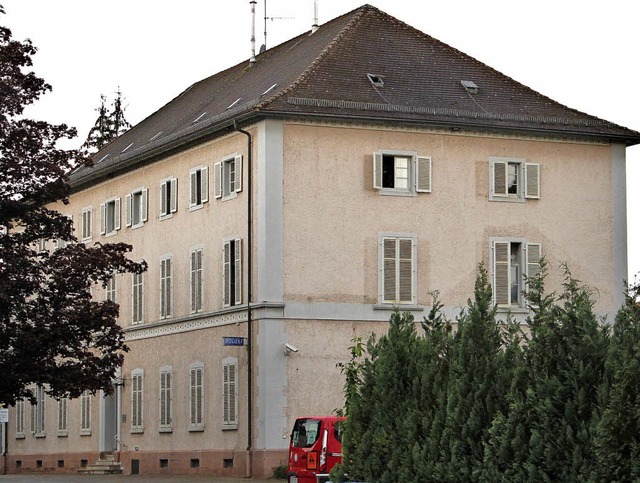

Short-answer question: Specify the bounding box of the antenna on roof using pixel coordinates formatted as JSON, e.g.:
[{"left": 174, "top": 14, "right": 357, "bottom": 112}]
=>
[
  {"left": 262, "top": 0, "right": 295, "bottom": 51},
  {"left": 311, "top": 0, "right": 319, "bottom": 33},
  {"left": 250, "top": 0, "right": 257, "bottom": 64}
]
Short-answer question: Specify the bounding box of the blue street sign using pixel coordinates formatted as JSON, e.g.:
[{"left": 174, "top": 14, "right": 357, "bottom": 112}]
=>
[{"left": 223, "top": 337, "right": 245, "bottom": 346}]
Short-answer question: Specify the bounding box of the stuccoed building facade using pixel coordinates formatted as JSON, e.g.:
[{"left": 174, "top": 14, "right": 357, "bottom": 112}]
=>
[{"left": 5, "top": 4, "right": 639, "bottom": 478}]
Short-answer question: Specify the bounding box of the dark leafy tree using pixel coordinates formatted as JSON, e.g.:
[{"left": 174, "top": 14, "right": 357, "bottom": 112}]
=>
[
  {"left": 0, "top": 6, "right": 146, "bottom": 405},
  {"left": 591, "top": 281, "right": 640, "bottom": 482},
  {"left": 81, "top": 87, "right": 131, "bottom": 155}
]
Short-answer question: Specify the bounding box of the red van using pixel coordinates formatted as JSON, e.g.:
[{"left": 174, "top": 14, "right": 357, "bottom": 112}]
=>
[{"left": 287, "top": 416, "right": 345, "bottom": 483}]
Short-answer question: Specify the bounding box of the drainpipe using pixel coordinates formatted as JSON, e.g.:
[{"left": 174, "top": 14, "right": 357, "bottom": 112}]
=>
[{"left": 234, "top": 121, "right": 253, "bottom": 477}]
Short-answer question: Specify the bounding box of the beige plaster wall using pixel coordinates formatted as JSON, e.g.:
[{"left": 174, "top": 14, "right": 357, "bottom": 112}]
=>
[{"left": 281, "top": 123, "right": 616, "bottom": 313}]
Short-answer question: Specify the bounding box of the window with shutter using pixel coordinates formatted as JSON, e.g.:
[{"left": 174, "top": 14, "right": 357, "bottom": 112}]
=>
[
  {"left": 490, "top": 157, "right": 540, "bottom": 202},
  {"left": 130, "top": 370, "right": 144, "bottom": 432},
  {"left": 160, "top": 178, "right": 178, "bottom": 218},
  {"left": 101, "top": 197, "right": 121, "bottom": 235},
  {"left": 222, "top": 358, "right": 238, "bottom": 429},
  {"left": 189, "top": 363, "right": 204, "bottom": 430},
  {"left": 160, "top": 257, "right": 173, "bottom": 319},
  {"left": 80, "top": 390, "right": 91, "bottom": 434},
  {"left": 132, "top": 272, "right": 144, "bottom": 324},
  {"left": 81, "top": 207, "right": 92, "bottom": 241},
  {"left": 16, "top": 399, "right": 25, "bottom": 437},
  {"left": 190, "top": 248, "right": 204, "bottom": 313},
  {"left": 491, "top": 238, "right": 542, "bottom": 309},
  {"left": 373, "top": 150, "right": 432, "bottom": 196},
  {"left": 31, "top": 385, "right": 45, "bottom": 436},
  {"left": 217, "top": 155, "right": 243, "bottom": 200},
  {"left": 105, "top": 274, "right": 116, "bottom": 303},
  {"left": 379, "top": 234, "right": 416, "bottom": 305},
  {"left": 57, "top": 398, "right": 68, "bottom": 435},
  {"left": 159, "top": 368, "right": 172, "bottom": 431},
  {"left": 223, "top": 239, "right": 242, "bottom": 307},
  {"left": 189, "top": 166, "right": 209, "bottom": 209}
]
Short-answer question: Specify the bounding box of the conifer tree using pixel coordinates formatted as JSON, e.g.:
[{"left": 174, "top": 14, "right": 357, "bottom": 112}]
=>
[{"left": 81, "top": 88, "right": 131, "bottom": 155}]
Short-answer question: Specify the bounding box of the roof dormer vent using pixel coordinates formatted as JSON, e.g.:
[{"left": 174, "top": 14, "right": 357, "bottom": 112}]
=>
[
  {"left": 227, "top": 97, "right": 242, "bottom": 110},
  {"left": 461, "top": 80, "right": 479, "bottom": 94},
  {"left": 367, "top": 73, "right": 384, "bottom": 87}
]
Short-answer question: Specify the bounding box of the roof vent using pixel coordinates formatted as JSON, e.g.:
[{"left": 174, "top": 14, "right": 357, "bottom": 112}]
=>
[
  {"left": 226, "top": 97, "right": 242, "bottom": 110},
  {"left": 97, "top": 153, "right": 110, "bottom": 163},
  {"left": 149, "top": 131, "right": 163, "bottom": 142},
  {"left": 261, "top": 83, "right": 279, "bottom": 96},
  {"left": 367, "top": 73, "right": 384, "bottom": 87},
  {"left": 461, "top": 80, "right": 479, "bottom": 94},
  {"left": 121, "top": 142, "right": 134, "bottom": 153},
  {"left": 193, "top": 112, "right": 207, "bottom": 124}
]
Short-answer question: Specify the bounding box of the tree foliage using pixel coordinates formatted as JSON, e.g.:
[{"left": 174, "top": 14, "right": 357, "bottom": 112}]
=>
[
  {"left": 335, "top": 262, "right": 640, "bottom": 482},
  {"left": 81, "top": 87, "right": 131, "bottom": 155},
  {"left": 0, "top": 7, "right": 145, "bottom": 405}
]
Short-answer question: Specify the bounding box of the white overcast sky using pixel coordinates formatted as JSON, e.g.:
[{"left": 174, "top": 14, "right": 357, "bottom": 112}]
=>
[{"left": 3, "top": 0, "right": 640, "bottom": 282}]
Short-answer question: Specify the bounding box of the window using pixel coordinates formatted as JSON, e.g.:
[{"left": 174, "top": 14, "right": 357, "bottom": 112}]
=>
[
  {"left": 159, "top": 367, "right": 172, "bottom": 432},
  {"left": 105, "top": 275, "right": 116, "bottom": 303},
  {"left": 189, "top": 363, "right": 204, "bottom": 431},
  {"left": 378, "top": 234, "right": 417, "bottom": 305},
  {"left": 57, "top": 398, "right": 68, "bottom": 436},
  {"left": 125, "top": 188, "right": 148, "bottom": 228},
  {"left": 373, "top": 150, "right": 431, "bottom": 195},
  {"left": 222, "top": 357, "right": 238, "bottom": 429},
  {"left": 81, "top": 207, "right": 92, "bottom": 241},
  {"left": 490, "top": 238, "right": 542, "bottom": 309},
  {"left": 131, "top": 369, "right": 144, "bottom": 432},
  {"left": 30, "top": 385, "right": 45, "bottom": 436},
  {"left": 160, "top": 256, "right": 173, "bottom": 319},
  {"left": 80, "top": 390, "right": 91, "bottom": 435},
  {"left": 489, "top": 157, "right": 540, "bottom": 201},
  {"left": 214, "top": 155, "right": 243, "bottom": 200},
  {"left": 190, "top": 248, "right": 204, "bottom": 313},
  {"left": 100, "top": 197, "right": 121, "bottom": 236},
  {"left": 223, "top": 239, "right": 242, "bottom": 307},
  {"left": 53, "top": 214, "right": 72, "bottom": 249},
  {"left": 36, "top": 238, "right": 47, "bottom": 253},
  {"left": 160, "top": 177, "right": 178, "bottom": 218},
  {"left": 15, "top": 400, "right": 25, "bottom": 438},
  {"left": 132, "top": 272, "right": 144, "bottom": 325},
  {"left": 189, "top": 166, "right": 209, "bottom": 209}
]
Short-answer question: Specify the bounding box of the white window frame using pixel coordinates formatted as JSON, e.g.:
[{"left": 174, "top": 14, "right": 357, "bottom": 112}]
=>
[
  {"left": 490, "top": 237, "right": 542, "bottom": 310},
  {"left": 189, "top": 362, "right": 205, "bottom": 431},
  {"left": 159, "top": 366, "right": 173, "bottom": 432},
  {"left": 30, "top": 385, "right": 45, "bottom": 437},
  {"left": 160, "top": 255, "right": 173, "bottom": 319},
  {"left": 378, "top": 233, "right": 417, "bottom": 305},
  {"left": 15, "top": 399, "right": 25, "bottom": 439},
  {"left": 81, "top": 206, "right": 93, "bottom": 242},
  {"left": 189, "top": 165, "right": 209, "bottom": 210},
  {"left": 125, "top": 187, "right": 149, "bottom": 229},
  {"left": 223, "top": 238, "right": 242, "bottom": 307},
  {"left": 100, "top": 197, "right": 121, "bottom": 236},
  {"left": 105, "top": 274, "right": 116, "bottom": 303},
  {"left": 132, "top": 271, "right": 144, "bottom": 325},
  {"left": 159, "top": 177, "right": 178, "bottom": 219},
  {"left": 373, "top": 150, "right": 431, "bottom": 196},
  {"left": 489, "top": 157, "right": 540, "bottom": 202},
  {"left": 190, "top": 247, "right": 204, "bottom": 313},
  {"left": 130, "top": 369, "right": 144, "bottom": 433},
  {"left": 53, "top": 214, "right": 72, "bottom": 249},
  {"left": 80, "top": 390, "right": 91, "bottom": 435},
  {"left": 214, "top": 154, "right": 243, "bottom": 200},
  {"left": 222, "top": 357, "right": 238, "bottom": 430},
  {"left": 57, "top": 397, "right": 68, "bottom": 436}
]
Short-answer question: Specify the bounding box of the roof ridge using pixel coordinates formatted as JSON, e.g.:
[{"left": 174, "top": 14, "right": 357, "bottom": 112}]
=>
[{"left": 254, "top": 5, "right": 373, "bottom": 110}]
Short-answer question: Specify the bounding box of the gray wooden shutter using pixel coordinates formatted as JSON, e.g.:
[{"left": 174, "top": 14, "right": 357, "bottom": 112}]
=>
[
  {"left": 170, "top": 178, "right": 178, "bottom": 213},
  {"left": 200, "top": 167, "right": 209, "bottom": 203},
  {"left": 416, "top": 156, "right": 432, "bottom": 193},
  {"left": 125, "top": 194, "right": 132, "bottom": 227},
  {"left": 189, "top": 171, "right": 197, "bottom": 206},
  {"left": 382, "top": 238, "right": 397, "bottom": 303},
  {"left": 100, "top": 203, "right": 106, "bottom": 235},
  {"left": 234, "top": 155, "right": 243, "bottom": 193},
  {"left": 114, "top": 198, "right": 121, "bottom": 230},
  {"left": 525, "top": 163, "right": 540, "bottom": 199},
  {"left": 398, "top": 238, "right": 414, "bottom": 303},
  {"left": 142, "top": 189, "right": 148, "bottom": 222},
  {"left": 223, "top": 241, "right": 230, "bottom": 306},
  {"left": 526, "top": 243, "right": 542, "bottom": 279},
  {"left": 492, "top": 161, "right": 507, "bottom": 197},
  {"left": 214, "top": 162, "right": 222, "bottom": 199},
  {"left": 493, "top": 241, "right": 510, "bottom": 306},
  {"left": 160, "top": 182, "right": 167, "bottom": 216},
  {"left": 373, "top": 152, "right": 383, "bottom": 189},
  {"left": 234, "top": 239, "right": 242, "bottom": 305}
]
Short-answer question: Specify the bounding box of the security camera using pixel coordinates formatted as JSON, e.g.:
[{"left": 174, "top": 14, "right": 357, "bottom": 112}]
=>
[{"left": 284, "top": 343, "right": 299, "bottom": 355}]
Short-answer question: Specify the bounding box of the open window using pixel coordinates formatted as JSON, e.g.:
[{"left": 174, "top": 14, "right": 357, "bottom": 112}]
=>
[
  {"left": 491, "top": 238, "right": 541, "bottom": 309},
  {"left": 373, "top": 150, "right": 431, "bottom": 195},
  {"left": 489, "top": 157, "right": 540, "bottom": 201}
]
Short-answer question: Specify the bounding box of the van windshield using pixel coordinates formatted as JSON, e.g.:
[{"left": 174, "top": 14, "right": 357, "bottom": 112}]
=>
[{"left": 291, "top": 418, "right": 321, "bottom": 448}]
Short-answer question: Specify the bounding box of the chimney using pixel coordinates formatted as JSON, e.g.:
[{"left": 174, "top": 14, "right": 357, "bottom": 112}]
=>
[
  {"left": 311, "top": 0, "right": 319, "bottom": 33},
  {"left": 250, "top": 0, "right": 257, "bottom": 64}
]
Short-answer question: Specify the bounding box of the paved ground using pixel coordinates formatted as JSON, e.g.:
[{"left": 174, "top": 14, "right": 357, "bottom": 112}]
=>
[{"left": 0, "top": 476, "right": 279, "bottom": 482}]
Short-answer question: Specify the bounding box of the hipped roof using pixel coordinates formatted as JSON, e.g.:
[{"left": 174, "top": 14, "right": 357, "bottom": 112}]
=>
[{"left": 70, "top": 4, "right": 640, "bottom": 189}]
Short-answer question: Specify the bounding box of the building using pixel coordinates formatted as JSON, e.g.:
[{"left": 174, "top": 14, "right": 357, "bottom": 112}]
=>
[{"left": 5, "top": 4, "right": 640, "bottom": 478}]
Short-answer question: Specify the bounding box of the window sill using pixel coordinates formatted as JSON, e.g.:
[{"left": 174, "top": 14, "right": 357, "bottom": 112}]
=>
[
  {"left": 159, "top": 213, "right": 174, "bottom": 221},
  {"left": 130, "top": 222, "right": 145, "bottom": 230},
  {"left": 80, "top": 430, "right": 92, "bottom": 436},
  {"left": 159, "top": 427, "right": 173, "bottom": 433},
  {"left": 81, "top": 237, "right": 93, "bottom": 244},
  {"left": 35, "top": 432, "right": 46, "bottom": 438},
  {"left": 488, "top": 195, "right": 525, "bottom": 203},
  {"left": 222, "top": 424, "right": 238, "bottom": 431},
  {"left": 104, "top": 230, "right": 118, "bottom": 237},
  {"left": 57, "top": 431, "right": 68, "bottom": 438},
  {"left": 374, "top": 304, "right": 424, "bottom": 311},
  {"left": 15, "top": 434, "right": 25, "bottom": 440},
  {"left": 188, "top": 204, "right": 205, "bottom": 212},
  {"left": 376, "top": 189, "right": 416, "bottom": 197},
  {"left": 221, "top": 192, "right": 238, "bottom": 202},
  {"left": 496, "top": 306, "right": 530, "bottom": 314},
  {"left": 130, "top": 428, "right": 144, "bottom": 434},
  {"left": 189, "top": 425, "right": 205, "bottom": 433}
]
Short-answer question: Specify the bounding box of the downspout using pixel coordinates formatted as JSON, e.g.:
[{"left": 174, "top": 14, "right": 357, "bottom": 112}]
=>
[{"left": 235, "top": 121, "right": 253, "bottom": 477}]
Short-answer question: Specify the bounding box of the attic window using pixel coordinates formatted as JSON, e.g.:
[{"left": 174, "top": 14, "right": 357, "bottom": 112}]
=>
[
  {"left": 193, "top": 112, "right": 207, "bottom": 124},
  {"left": 226, "top": 98, "right": 242, "bottom": 110},
  {"left": 122, "top": 142, "right": 134, "bottom": 153},
  {"left": 149, "top": 131, "right": 163, "bottom": 142},
  {"left": 461, "top": 80, "right": 479, "bottom": 94},
  {"left": 261, "top": 83, "right": 278, "bottom": 96},
  {"left": 367, "top": 74, "right": 384, "bottom": 87},
  {"left": 97, "top": 154, "right": 110, "bottom": 163}
]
